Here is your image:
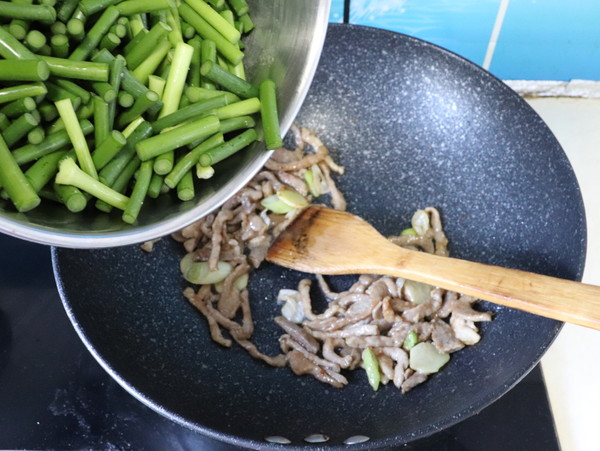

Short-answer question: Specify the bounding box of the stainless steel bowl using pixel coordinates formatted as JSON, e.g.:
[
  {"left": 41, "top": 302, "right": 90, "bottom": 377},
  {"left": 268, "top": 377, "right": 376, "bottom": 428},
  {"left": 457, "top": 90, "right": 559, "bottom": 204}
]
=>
[{"left": 0, "top": 0, "right": 331, "bottom": 248}]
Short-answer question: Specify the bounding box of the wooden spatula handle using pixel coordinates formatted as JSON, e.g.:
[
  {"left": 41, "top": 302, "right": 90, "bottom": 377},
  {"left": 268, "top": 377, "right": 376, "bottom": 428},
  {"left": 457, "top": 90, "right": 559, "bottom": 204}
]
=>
[
  {"left": 267, "top": 206, "right": 600, "bottom": 330},
  {"left": 370, "top": 242, "right": 600, "bottom": 330}
]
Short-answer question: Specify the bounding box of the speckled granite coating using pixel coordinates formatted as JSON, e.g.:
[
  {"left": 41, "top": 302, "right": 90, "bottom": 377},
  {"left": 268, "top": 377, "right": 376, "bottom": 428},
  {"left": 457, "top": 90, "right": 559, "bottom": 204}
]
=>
[{"left": 52, "top": 24, "right": 586, "bottom": 450}]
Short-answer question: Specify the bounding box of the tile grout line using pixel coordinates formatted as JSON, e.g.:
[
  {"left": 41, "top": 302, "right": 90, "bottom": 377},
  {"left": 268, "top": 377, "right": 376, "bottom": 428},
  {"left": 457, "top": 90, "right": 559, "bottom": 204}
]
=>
[
  {"left": 505, "top": 79, "right": 600, "bottom": 98},
  {"left": 343, "top": 0, "right": 351, "bottom": 24},
  {"left": 483, "top": 0, "right": 510, "bottom": 70}
]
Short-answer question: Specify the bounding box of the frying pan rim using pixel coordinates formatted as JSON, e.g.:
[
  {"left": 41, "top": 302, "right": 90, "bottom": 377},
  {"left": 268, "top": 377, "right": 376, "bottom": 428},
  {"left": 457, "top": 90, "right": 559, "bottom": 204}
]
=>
[{"left": 51, "top": 23, "right": 585, "bottom": 450}]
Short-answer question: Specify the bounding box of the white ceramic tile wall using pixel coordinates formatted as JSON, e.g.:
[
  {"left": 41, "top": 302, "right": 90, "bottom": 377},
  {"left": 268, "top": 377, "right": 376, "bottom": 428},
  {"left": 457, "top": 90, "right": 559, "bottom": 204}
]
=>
[{"left": 529, "top": 98, "right": 600, "bottom": 451}]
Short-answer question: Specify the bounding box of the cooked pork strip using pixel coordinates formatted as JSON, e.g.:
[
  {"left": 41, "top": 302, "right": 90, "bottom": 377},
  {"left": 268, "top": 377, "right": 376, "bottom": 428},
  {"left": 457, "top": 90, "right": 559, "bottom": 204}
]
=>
[{"left": 173, "top": 126, "right": 491, "bottom": 394}]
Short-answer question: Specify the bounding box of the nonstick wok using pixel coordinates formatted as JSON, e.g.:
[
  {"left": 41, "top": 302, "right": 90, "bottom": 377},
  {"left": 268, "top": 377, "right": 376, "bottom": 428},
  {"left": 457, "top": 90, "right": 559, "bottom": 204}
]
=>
[{"left": 52, "top": 24, "right": 586, "bottom": 449}]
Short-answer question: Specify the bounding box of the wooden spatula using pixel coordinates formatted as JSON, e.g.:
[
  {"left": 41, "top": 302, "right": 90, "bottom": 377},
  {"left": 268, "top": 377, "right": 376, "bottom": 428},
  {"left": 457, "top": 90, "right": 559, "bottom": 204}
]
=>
[{"left": 267, "top": 205, "right": 600, "bottom": 330}]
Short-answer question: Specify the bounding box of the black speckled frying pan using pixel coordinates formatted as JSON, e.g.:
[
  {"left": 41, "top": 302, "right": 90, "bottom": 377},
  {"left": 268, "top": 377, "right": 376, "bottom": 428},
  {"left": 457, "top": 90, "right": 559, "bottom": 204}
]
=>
[{"left": 52, "top": 24, "right": 585, "bottom": 449}]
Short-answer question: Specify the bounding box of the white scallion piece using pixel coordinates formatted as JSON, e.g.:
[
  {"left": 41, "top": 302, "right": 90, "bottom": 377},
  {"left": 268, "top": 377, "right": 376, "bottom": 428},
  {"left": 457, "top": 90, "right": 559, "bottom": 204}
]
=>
[
  {"left": 277, "top": 189, "right": 308, "bottom": 209},
  {"left": 261, "top": 194, "right": 295, "bottom": 214},
  {"left": 180, "top": 256, "right": 232, "bottom": 285},
  {"left": 409, "top": 342, "right": 450, "bottom": 374},
  {"left": 403, "top": 280, "right": 432, "bottom": 305},
  {"left": 234, "top": 273, "right": 249, "bottom": 290},
  {"left": 411, "top": 209, "right": 430, "bottom": 236},
  {"left": 277, "top": 289, "right": 304, "bottom": 323}
]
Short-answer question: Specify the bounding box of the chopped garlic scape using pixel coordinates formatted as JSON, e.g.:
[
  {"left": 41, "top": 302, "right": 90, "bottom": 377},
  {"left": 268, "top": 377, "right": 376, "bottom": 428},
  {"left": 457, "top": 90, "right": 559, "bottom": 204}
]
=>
[
  {"left": 403, "top": 330, "right": 418, "bottom": 350},
  {"left": 277, "top": 189, "right": 308, "bottom": 209},
  {"left": 196, "top": 164, "right": 215, "bottom": 179},
  {"left": 409, "top": 342, "right": 450, "bottom": 374},
  {"left": 411, "top": 209, "right": 430, "bottom": 236},
  {"left": 403, "top": 280, "right": 432, "bottom": 305},
  {"left": 362, "top": 347, "right": 381, "bottom": 391},
  {"left": 260, "top": 194, "right": 295, "bottom": 214},
  {"left": 180, "top": 255, "right": 232, "bottom": 285}
]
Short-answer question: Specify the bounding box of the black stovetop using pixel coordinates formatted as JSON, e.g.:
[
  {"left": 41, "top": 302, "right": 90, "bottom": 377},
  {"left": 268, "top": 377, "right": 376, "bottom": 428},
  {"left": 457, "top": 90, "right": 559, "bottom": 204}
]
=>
[{"left": 0, "top": 234, "right": 560, "bottom": 450}]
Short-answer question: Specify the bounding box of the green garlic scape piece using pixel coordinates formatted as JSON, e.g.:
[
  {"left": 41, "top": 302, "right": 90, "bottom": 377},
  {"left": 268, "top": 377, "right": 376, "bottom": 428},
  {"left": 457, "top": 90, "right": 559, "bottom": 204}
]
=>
[{"left": 362, "top": 347, "right": 381, "bottom": 391}]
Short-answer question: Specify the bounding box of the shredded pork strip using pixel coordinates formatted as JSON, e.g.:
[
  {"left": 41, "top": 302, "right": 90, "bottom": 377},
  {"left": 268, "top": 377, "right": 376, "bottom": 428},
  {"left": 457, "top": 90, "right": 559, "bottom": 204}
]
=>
[{"left": 163, "top": 126, "right": 492, "bottom": 394}]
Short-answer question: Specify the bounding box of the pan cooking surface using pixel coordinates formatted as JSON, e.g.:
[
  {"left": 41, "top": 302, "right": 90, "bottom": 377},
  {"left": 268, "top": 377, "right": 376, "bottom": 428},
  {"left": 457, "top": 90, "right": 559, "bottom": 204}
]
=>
[{"left": 52, "top": 24, "right": 585, "bottom": 449}]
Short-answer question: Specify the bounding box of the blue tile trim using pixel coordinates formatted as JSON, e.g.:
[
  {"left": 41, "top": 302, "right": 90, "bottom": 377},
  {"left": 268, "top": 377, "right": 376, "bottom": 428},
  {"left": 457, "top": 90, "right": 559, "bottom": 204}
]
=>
[{"left": 337, "top": 0, "right": 600, "bottom": 81}]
